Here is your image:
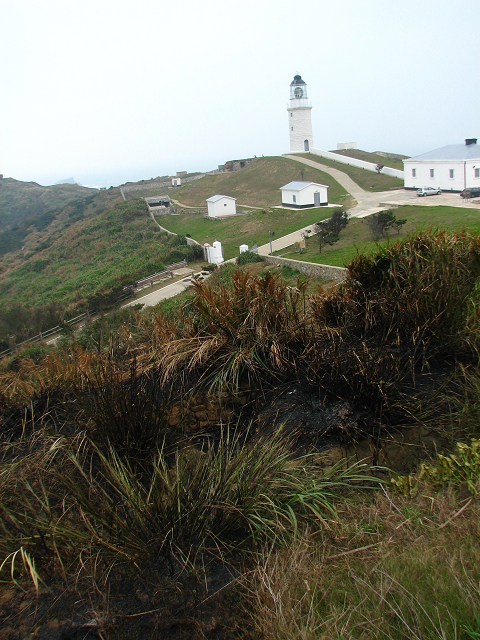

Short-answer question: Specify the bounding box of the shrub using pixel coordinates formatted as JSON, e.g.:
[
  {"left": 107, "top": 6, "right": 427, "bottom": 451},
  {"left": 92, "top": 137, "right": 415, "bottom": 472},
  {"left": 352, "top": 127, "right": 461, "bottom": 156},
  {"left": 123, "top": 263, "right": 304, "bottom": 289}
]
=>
[{"left": 237, "top": 250, "right": 264, "bottom": 266}]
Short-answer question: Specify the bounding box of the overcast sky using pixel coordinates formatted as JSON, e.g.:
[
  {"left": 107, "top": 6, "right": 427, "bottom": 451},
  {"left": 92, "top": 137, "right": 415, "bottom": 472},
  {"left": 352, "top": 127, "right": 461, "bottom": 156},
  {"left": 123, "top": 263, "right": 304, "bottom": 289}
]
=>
[{"left": 1, "top": 0, "right": 479, "bottom": 187}]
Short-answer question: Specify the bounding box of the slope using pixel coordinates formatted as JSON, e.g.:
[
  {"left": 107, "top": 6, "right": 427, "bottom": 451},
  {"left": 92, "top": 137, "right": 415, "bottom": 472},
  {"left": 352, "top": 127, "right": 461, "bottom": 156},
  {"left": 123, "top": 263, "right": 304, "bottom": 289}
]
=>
[{"left": 168, "top": 156, "right": 351, "bottom": 208}]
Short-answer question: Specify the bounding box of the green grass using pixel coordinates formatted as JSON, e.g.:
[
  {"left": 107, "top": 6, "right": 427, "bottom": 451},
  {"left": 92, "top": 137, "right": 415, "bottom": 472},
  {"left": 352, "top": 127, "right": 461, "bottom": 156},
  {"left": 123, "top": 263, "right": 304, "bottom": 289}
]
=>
[
  {"left": 279, "top": 204, "right": 480, "bottom": 267},
  {"left": 329, "top": 148, "right": 407, "bottom": 171},
  {"left": 158, "top": 206, "right": 334, "bottom": 260},
  {"left": 294, "top": 152, "right": 405, "bottom": 192},
  {"left": 169, "top": 156, "right": 350, "bottom": 208}
]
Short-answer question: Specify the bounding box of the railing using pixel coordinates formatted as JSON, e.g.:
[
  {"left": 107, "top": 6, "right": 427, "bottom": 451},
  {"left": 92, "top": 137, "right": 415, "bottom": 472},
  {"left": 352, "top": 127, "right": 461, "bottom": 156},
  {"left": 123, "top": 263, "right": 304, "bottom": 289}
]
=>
[
  {"left": 0, "top": 312, "right": 90, "bottom": 358},
  {"left": 134, "top": 270, "right": 172, "bottom": 289}
]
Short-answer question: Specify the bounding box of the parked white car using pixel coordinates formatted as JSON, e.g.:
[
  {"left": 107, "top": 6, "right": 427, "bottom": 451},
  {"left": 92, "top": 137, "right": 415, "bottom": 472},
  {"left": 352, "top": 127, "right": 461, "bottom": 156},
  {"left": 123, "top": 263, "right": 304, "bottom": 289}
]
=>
[{"left": 417, "top": 187, "right": 442, "bottom": 197}]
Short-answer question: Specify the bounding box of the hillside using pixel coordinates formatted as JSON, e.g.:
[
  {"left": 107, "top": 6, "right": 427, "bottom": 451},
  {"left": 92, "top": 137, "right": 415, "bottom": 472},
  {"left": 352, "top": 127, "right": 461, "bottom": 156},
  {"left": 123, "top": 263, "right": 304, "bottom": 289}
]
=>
[
  {"left": 0, "top": 177, "right": 96, "bottom": 230},
  {"left": 167, "top": 156, "right": 351, "bottom": 208},
  {"left": 0, "top": 191, "right": 202, "bottom": 347},
  {"left": 295, "top": 152, "right": 405, "bottom": 191}
]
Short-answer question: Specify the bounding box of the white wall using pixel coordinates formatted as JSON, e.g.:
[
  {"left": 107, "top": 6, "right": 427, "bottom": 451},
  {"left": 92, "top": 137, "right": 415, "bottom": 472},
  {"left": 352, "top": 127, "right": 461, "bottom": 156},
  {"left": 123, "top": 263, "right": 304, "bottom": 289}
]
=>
[
  {"left": 309, "top": 148, "right": 404, "bottom": 180},
  {"left": 288, "top": 106, "right": 313, "bottom": 153},
  {"left": 403, "top": 159, "right": 480, "bottom": 191},
  {"left": 207, "top": 197, "right": 236, "bottom": 217}
]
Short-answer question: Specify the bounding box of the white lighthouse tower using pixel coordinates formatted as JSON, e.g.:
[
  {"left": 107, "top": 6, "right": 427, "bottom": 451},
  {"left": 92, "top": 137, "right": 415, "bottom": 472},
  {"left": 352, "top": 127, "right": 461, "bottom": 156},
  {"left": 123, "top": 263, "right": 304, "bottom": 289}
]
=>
[{"left": 287, "top": 74, "right": 313, "bottom": 153}]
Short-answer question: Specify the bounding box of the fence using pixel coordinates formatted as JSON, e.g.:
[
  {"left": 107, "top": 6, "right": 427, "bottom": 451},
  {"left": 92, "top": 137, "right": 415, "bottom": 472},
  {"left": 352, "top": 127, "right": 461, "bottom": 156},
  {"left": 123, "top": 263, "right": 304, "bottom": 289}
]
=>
[{"left": 133, "top": 260, "right": 189, "bottom": 290}]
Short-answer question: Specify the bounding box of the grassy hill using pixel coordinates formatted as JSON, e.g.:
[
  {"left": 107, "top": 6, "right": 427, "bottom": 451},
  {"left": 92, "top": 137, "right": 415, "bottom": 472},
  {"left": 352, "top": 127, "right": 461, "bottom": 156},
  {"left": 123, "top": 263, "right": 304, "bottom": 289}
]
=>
[
  {"left": 0, "top": 191, "right": 203, "bottom": 346},
  {"left": 294, "top": 152, "right": 405, "bottom": 192},
  {"left": 279, "top": 204, "right": 480, "bottom": 266},
  {"left": 168, "top": 156, "right": 351, "bottom": 208},
  {"left": 0, "top": 177, "right": 96, "bottom": 230},
  {"left": 329, "top": 148, "right": 407, "bottom": 171}
]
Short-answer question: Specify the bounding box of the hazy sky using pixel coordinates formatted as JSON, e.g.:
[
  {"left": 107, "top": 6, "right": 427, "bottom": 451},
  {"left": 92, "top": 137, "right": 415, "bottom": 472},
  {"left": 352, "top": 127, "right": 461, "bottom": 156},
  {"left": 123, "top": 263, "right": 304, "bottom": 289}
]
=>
[{"left": 1, "top": 0, "right": 479, "bottom": 187}]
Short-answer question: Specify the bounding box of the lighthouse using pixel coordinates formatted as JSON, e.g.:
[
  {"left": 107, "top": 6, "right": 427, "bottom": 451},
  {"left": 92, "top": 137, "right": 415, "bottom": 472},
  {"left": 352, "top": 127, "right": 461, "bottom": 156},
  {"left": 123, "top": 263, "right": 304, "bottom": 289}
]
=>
[{"left": 287, "top": 74, "right": 313, "bottom": 153}]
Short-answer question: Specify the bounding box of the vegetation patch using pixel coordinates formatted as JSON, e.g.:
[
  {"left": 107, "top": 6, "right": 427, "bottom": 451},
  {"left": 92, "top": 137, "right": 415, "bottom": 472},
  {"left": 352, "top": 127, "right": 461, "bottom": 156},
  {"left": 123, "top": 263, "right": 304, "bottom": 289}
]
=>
[{"left": 280, "top": 203, "right": 480, "bottom": 266}]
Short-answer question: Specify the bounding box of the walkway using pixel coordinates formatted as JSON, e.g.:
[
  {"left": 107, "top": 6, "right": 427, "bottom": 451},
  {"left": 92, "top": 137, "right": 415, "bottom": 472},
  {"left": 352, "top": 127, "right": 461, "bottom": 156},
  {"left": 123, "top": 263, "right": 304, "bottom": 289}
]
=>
[{"left": 121, "top": 276, "right": 195, "bottom": 309}]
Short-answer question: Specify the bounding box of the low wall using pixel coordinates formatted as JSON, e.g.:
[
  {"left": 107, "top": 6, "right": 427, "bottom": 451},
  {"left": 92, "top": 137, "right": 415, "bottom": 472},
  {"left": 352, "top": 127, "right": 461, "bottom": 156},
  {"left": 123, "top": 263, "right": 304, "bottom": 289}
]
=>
[
  {"left": 310, "top": 148, "right": 404, "bottom": 180},
  {"left": 263, "top": 255, "right": 347, "bottom": 282}
]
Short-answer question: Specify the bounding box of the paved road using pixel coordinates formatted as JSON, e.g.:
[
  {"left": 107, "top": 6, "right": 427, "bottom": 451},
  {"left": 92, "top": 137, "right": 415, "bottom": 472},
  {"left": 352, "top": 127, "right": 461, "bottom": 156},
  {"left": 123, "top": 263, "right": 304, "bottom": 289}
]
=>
[{"left": 121, "top": 277, "right": 195, "bottom": 309}]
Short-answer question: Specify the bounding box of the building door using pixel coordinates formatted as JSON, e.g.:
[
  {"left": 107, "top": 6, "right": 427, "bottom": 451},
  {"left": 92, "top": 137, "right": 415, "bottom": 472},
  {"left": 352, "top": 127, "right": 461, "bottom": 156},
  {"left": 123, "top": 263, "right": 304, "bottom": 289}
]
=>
[
  {"left": 304, "top": 139, "right": 309, "bottom": 151},
  {"left": 314, "top": 191, "right": 320, "bottom": 207}
]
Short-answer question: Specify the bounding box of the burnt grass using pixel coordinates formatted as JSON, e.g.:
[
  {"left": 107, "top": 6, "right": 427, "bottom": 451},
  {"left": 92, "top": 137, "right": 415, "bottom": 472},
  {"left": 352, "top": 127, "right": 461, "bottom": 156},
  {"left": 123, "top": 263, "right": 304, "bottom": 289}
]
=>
[{"left": 2, "top": 230, "right": 480, "bottom": 638}]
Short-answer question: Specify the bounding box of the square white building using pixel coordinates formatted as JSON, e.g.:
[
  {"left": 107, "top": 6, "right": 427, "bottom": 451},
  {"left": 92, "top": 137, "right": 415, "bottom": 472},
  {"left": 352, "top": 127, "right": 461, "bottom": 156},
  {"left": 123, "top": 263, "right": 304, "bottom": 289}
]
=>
[
  {"left": 280, "top": 181, "right": 328, "bottom": 208},
  {"left": 403, "top": 139, "right": 480, "bottom": 192},
  {"left": 206, "top": 195, "right": 237, "bottom": 218}
]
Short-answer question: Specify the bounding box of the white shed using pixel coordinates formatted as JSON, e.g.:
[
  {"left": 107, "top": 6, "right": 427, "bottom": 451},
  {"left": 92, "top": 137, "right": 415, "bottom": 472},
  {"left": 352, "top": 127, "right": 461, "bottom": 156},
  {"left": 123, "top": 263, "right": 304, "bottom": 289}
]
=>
[
  {"left": 403, "top": 139, "right": 480, "bottom": 192},
  {"left": 206, "top": 195, "right": 237, "bottom": 218},
  {"left": 172, "top": 177, "right": 181, "bottom": 187},
  {"left": 280, "top": 181, "right": 328, "bottom": 208}
]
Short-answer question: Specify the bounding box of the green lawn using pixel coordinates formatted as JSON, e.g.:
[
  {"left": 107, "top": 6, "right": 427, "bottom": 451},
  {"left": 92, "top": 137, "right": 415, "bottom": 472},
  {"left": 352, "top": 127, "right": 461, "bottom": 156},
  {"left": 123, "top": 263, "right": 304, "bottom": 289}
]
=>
[
  {"left": 168, "top": 156, "right": 351, "bottom": 209},
  {"left": 278, "top": 205, "right": 480, "bottom": 267},
  {"left": 159, "top": 207, "right": 335, "bottom": 260},
  {"left": 329, "top": 148, "right": 407, "bottom": 171},
  {"left": 294, "top": 152, "right": 405, "bottom": 192}
]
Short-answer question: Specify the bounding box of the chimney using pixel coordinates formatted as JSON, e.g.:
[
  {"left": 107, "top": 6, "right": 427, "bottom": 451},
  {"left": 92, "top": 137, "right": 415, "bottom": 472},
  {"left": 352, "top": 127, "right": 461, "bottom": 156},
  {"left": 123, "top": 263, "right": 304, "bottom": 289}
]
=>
[{"left": 465, "top": 138, "right": 477, "bottom": 146}]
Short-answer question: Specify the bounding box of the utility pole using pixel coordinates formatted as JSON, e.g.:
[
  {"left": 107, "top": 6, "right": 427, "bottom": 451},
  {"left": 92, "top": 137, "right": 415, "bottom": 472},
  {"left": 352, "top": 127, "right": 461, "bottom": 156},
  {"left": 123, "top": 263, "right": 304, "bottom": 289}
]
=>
[{"left": 269, "top": 231, "right": 275, "bottom": 255}]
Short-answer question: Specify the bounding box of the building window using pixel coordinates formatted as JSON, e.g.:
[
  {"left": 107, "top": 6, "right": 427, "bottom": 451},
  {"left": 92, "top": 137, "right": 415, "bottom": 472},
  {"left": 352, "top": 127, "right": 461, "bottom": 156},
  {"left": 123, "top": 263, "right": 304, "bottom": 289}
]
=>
[
  {"left": 291, "top": 127, "right": 293, "bottom": 131},
  {"left": 449, "top": 169, "right": 454, "bottom": 179},
  {"left": 475, "top": 168, "right": 480, "bottom": 178},
  {"left": 412, "top": 168, "right": 416, "bottom": 178},
  {"left": 290, "top": 112, "right": 293, "bottom": 117},
  {"left": 430, "top": 169, "right": 435, "bottom": 178},
  {"left": 293, "top": 195, "right": 296, "bottom": 203},
  {"left": 224, "top": 203, "right": 227, "bottom": 206}
]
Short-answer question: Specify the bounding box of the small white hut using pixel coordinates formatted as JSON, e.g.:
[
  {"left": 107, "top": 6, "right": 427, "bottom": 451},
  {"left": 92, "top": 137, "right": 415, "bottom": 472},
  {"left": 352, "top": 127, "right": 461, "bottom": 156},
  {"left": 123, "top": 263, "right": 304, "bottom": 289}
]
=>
[
  {"left": 280, "top": 181, "right": 329, "bottom": 208},
  {"left": 206, "top": 195, "right": 236, "bottom": 218}
]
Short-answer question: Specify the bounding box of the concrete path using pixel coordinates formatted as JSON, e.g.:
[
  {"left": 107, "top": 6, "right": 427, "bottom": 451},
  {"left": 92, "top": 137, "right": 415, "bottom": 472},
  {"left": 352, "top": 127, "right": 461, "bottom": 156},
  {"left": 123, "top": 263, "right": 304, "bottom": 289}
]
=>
[
  {"left": 284, "top": 154, "right": 366, "bottom": 201},
  {"left": 257, "top": 225, "right": 317, "bottom": 255},
  {"left": 121, "top": 277, "right": 195, "bottom": 309}
]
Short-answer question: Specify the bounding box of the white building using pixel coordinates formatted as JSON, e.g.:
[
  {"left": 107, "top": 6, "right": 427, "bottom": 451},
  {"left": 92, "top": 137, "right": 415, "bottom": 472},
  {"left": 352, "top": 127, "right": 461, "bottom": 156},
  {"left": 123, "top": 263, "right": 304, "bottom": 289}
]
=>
[
  {"left": 206, "top": 194, "right": 237, "bottom": 218},
  {"left": 287, "top": 75, "right": 313, "bottom": 153},
  {"left": 204, "top": 240, "right": 224, "bottom": 264},
  {"left": 403, "top": 139, "right": 480, "bottom": 192},
  {"left": 172, "top": 177, "right": 181, "bottom": 186},
  {"left": 280, "top": 181, "right": 328, "bottom": 208}
]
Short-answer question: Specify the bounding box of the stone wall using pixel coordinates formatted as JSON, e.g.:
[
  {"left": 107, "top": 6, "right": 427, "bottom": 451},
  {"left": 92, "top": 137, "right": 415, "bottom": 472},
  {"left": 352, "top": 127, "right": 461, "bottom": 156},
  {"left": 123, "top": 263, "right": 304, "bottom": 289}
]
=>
[
  {"left": 263, "top": 255, "right": 347, "bottom": 282},
  {"left": 167, "top": 389, "right": 256, "bottom": 432}
]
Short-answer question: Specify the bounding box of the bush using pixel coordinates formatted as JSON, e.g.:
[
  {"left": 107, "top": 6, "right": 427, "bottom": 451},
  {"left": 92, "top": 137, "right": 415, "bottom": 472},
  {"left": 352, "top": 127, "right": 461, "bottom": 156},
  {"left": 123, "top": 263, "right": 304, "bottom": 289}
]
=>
[{"left": 237, "top": 251, "right": 265, "bottom": 266}]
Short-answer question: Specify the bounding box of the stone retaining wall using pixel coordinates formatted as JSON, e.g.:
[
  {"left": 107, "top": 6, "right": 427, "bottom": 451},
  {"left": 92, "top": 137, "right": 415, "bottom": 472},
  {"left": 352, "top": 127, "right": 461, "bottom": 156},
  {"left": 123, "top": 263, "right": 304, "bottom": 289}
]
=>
[{"left": 263, "top": 255, "right": 347, "bottom": 282}]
